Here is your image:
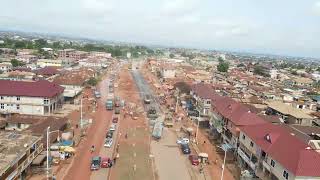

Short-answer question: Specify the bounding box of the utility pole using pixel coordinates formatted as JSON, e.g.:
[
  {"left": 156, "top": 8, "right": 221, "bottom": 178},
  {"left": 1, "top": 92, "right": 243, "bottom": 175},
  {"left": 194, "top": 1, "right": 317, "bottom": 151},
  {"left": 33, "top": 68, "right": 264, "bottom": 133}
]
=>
[
  {"left": 195, "top": 119, "right": 200, "bottom": 144},
  {"left": 80, "top": 98, "right": 83, "bottom": 129},
  {"left": 46, "top": 126, "right": 50, "bottom": 180}
]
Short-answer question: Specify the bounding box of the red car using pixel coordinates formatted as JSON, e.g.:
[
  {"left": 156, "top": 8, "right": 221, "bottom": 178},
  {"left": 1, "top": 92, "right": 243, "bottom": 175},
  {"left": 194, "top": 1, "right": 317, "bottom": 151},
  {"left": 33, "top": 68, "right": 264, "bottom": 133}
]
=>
[
  {"left": 101, "top": 157, "right": 111, "bottom": 168},
  {"left": 189, "top": 155, "right": 200, "bottom": 166},
  {"left": 112, "top": 117, "right": 119, "bottom": 123}
]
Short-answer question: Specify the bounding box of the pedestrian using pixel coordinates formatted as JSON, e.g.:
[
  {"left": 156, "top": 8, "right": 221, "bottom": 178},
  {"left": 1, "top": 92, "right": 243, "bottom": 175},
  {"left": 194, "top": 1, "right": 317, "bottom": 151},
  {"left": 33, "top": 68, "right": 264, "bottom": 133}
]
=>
[
  {"left": 113, "top": 157, "right": 117, "bottom": 165},
  {"left": 125, "top": 133, "right": 128, "bottom": 139},
  {"left": 203, "top": 140, "right": 206, "bottom": 145}
]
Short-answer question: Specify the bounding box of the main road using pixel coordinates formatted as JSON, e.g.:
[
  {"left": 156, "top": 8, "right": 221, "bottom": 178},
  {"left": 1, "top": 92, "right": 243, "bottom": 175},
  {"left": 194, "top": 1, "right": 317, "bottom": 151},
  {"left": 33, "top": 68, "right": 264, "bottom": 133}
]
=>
[{"left": 131, "top": 66, "right": 192, "bottom": 180}]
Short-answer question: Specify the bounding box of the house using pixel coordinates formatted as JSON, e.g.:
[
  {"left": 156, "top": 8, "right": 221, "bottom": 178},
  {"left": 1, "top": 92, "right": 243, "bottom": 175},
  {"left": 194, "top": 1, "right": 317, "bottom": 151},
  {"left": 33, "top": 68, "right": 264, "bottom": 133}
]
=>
[
  {"left": 37, "top": 59, "right": 63, "bottom": 68},
  {"left": 34, "top": 66, "right": 60, "bottom": 78},
  {"left": 52, "top": 68, "right": 95, "bottom": 98},
  {"left": 266, "top": 101, "right": 314, "bottom": 126},
  {"left": 161, "top": 64, "right": 176, "bottom": 79},
  {"left": 0, "top": 131, "right": 43, "bottom": 180},
  {"left": 190, "top": 83, "right": 214, "bottom": 124},
  {"left": 0, "top": 80, "right": 64, "bottom": 115},
  {"left": 58, "top": 49, "right": 88, "bottom": 61},
  {"left": 0, "top": 62, "right": 12, "bottom": 73},
  {"left": 239, "top": 123, "right": 320, "bottom": 180}
]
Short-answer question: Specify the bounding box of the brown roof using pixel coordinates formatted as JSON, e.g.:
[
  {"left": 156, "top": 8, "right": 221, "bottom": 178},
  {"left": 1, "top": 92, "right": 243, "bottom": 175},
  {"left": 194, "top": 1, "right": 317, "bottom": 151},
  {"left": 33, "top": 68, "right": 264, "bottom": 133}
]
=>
[
  {"left": 34, "top": 67, "right": 60, "bottom": 76},
  {"left": 53, "top": 68, "right": 95, "bottom": 86}
]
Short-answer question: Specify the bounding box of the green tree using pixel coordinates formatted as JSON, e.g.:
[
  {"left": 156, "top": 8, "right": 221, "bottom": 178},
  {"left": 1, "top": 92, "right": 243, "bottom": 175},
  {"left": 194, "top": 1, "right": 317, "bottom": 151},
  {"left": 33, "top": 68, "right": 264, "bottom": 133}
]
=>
[
  {"left": 169, "top": 53, "right": 175, "bottom": 58},
  {"left": 34, "top": 39, "right": 48, "bottom": 49},
  {"left": 10, "top": 59, "right": 25, "bottom": 67},
  {"left": 52, "top": 42, "right": 61, "bottom": 49},
  {"left": 87, "top": 77, "right": 98, "bottom": 86},
  {"left": 14, "top": 41, "right": 27, "bottom": 49},
  {"left": 217, "top": 59, "right": 229, "bottom": 73}
]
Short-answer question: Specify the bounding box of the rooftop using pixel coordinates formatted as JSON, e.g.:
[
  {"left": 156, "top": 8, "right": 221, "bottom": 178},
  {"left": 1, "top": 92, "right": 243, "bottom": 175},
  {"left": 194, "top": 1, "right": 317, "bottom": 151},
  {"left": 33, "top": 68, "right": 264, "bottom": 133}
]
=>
[
  {"left": 241, "top": 123, "right": 320, "bottom": 177},
  {"left": 0, "top": 132, "right": 41, "bottom": 176},
  {"left": 267, "top": 101, "right": 313, "bottom": 119},
  {"left": 0, "top": 80, "right": 64, "bottom": 98}
]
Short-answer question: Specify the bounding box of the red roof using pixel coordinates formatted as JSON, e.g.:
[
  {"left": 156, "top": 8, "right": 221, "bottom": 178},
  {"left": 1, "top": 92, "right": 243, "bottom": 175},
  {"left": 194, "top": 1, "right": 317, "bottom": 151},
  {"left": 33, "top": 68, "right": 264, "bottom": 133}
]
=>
[
  {"left": 34, "top": 66, "right": 59, "bottom": 76},
  {"left": 191, "top": 83, "right": 215, "bottom": 99},
  {"left": 241, "top": 123, "right": 320, "bottom": 176},
  {"left": 0, "top": 80, "right": 64, "bottom": 98}
]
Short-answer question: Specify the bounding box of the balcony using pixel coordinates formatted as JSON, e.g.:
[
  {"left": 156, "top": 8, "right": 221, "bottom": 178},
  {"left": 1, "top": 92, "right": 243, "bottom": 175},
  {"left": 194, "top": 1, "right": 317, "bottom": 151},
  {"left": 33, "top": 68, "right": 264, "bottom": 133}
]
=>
[{"left": 238, "top": 148, "right": 256, "bottom": 170}]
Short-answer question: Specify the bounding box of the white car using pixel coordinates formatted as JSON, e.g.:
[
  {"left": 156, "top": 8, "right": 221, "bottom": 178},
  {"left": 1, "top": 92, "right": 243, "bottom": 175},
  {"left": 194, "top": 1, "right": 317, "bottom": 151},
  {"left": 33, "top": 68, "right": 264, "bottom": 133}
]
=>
[
  {"left": 104, "top": 138, "right": 113, "bottom": 148},
  {"left": 176, "top": 138, "right": 190, "bottom": 144},
  {"left": 109, "top": 124, "right": 116, "bottom": 131}
]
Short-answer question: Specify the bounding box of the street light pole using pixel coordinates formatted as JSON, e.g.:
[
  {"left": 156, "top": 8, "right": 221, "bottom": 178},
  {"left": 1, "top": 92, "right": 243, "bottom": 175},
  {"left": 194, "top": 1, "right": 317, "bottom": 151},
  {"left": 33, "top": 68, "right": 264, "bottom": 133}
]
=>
[
  {"left": 46, "top": 126, "right": 50, "bottom": 180},
  {"left": 221, "top": 149, "right": 227, "bottom": 180},
  {"left": 80, "top": 98, "right": 83, "bottom": 129},
  {"left": 195, "top": 119, "right": 200, "bottom": 144}
]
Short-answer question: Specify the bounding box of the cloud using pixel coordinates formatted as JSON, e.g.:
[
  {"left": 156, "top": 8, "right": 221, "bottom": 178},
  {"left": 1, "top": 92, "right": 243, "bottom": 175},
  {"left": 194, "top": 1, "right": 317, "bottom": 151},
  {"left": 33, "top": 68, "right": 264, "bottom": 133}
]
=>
[
  {"left": 313, "top": 1, "right": 320, "bottom": 15},
  {"left": 81, "top": 0, "right": 115, "bottom": 14},
  {"left": 161, "top": 0, "right": 197, "bottom": 16}
]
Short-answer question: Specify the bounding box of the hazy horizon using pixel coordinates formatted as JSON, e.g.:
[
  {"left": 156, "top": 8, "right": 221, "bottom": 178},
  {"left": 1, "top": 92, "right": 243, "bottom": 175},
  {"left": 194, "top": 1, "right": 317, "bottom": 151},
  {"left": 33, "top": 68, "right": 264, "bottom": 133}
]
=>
[{"left": 1, "top": 0, "right": 320, "bottom": 58}]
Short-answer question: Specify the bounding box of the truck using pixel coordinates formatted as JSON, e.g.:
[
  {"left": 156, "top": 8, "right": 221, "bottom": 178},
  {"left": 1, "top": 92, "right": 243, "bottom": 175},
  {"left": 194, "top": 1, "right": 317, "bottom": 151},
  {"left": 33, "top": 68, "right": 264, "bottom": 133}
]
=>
[
  {"left": 152, "top": 121, "right": 163, "bottom": 140},
  {"left": 105, "top": 95, "right": 114, "bottom": 110},
  {"left": 164, "top": 113, "right": 174, "bottom": 128}
]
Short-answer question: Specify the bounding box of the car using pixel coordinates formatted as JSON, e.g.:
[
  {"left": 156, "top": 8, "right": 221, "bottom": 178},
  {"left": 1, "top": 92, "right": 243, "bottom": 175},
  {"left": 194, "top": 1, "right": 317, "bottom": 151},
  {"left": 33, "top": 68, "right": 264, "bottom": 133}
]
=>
[
  {"left": 104, "top": 138, "right": 113, "bottom": 148},
  {"left": 90, "top": 156, "right": 101, "bottom": 170},
  {"left": 101, "top": 157, "right": 111, "bottom": 168},
  {"left": 112, "top": 117, "right": 119, "bottom": 123},
  {"left": 144, "top": 94, "right": 151, "bottom": 104},
  {"left": 181, "top": 143, "right": 191, "bottom": 154},
  {"left": 106, "top": 131, "right": 113, "bottom": 138},
  {"left": 109, "top": 124, "right": 116, "bottom": 131},
  {"left": 189, "top": 155, "right": 200, "bottom": 166},
  {"left": 176, "top": 138, "right": 190, "bottom": 144},
  {"left": 115, "top": 107, "right": 120, "bottom": 114}
]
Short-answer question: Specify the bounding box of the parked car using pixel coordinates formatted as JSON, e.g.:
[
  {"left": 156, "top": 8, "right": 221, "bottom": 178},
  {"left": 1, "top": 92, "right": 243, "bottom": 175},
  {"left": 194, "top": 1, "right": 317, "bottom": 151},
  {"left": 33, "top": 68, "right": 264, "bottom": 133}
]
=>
[
  {"left": 109, "top": 124, "right": 116, "bottom": 131},
  {"left": 90, "top": 156, "right": 101, "bottom": 170},
  {"left": 189, "top": 155, "right": 200, "bottom": 166},
  {"left": 101, "top": 157, "right": 111, "bottom": 168},
  {"left": 181, "top": 144, "right": 191, "bottom": 154},
  {"left": 115, "top": 107, "right": 120, "bottom": 114},
  {"left": 106, "top": 131, "right": 113, "bottom": 138},
  {"left": 104, "top": 138, "right": 113, "bottom": 148},
  {"left": 176, "top": 138, "right": 190, "bottom": 144},
  {"left": 112, "top": 117, "right": 119, "bottom": 123}
]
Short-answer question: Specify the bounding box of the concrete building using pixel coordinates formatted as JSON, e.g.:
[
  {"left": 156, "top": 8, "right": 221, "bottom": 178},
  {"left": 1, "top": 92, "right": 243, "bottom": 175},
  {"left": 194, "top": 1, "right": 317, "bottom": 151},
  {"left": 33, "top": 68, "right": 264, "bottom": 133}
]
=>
[
  {"left": 0, "top": 80, "right": 64, "bottom": 115},
  {"left": 0, "top": 132, "right": 43, "bottom": 180},
  {"left": 37, "top": 59, "right": 63, "bottom": 68},
  {"left": 58, "top": 49, "right": 88, "bottom": 61},
  {"left": 0, "top": 62, "right": 12, "bottom": 73},
  {"left": 239, "top": 123, "right": 320, "bottom": 180}
]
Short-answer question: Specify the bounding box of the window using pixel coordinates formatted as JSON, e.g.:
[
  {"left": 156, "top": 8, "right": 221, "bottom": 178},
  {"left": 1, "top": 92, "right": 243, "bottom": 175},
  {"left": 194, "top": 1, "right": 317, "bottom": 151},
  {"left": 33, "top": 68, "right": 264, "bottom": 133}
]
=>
[
  {"left": 16, "top": 96, "right": 20, "bottom": 101},
  {"left": 250, "top": 141, "right": 254, "bottom": 147},
  {"left": 44, "top": 98, "right": 49, "bottom": 105},
  {"left": 271, "top": 159, "right": 275, "bottom": 167},
  {"left": 0, "top": 96, "right": 3, "bottom": 100},
  {"left": 242, "top": 134, "right": 246, "bottom": 140},
  {"left": 0, "top": 104, "right": 4, "bottom": 109},
  {"left": 283, "top": 170, "right": 289, "bottom": 179},
  {"left": 206, "top": 100, "right": 211, "bottom": 105},
  {"left": 16, "top": 104, "right": 20, "bottom": 110}
]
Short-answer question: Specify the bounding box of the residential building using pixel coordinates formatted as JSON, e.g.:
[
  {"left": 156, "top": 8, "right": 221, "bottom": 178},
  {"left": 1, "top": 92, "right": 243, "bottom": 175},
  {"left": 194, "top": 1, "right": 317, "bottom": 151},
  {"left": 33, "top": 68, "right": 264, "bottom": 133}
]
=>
[
  {"left": 0, "top": 132, "right": 43, "bottom": 180},
  {"left": 0, "top": 62, "right": 12, "bottom": 73},
  {"left": 239, "top": 123, "right": 320, "bottom": 180},
  {"left": 0, "top": 80, "right": 64, "bottom": 115},
  {"left": 266, "top": 101, "right": 314, "bottom": 126},
  {"left": 161, "top": 65, "right": 176, "bottom": 79},
  {"left": 58, "top": 49, "right": 88, "bottom": 61},
  {"left": 37, "top": 59, "right": 63, "bottom": 68}
]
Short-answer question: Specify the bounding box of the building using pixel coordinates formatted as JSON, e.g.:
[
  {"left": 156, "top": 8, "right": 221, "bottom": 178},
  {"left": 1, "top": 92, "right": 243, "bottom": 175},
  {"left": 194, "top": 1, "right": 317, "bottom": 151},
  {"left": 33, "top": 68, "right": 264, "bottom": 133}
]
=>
[
  {"left": 90, "top": 51, "right": 112, "bottom": 58},
  {"left": 0, "top": 80, "right": 64, "bottom": 115},
  {"left": 37, "top": 59, "right": 63, "bottom": 68},
  {"left": 266, "top": 101, "right": 314, "bottom": 126},
  {"left": 58, "top": 49, "right": 88, "bottom": 61},
  {"left": 161, "top": 65, "right": 176, "bottom": 79},
  {"left": 239, "top": 123, "right": 320, "bottom": 180},
  {"left": 0, "top": 132, "right": 43, "bottom": 180},
  {"left": 0, "top": 62, "right": 12, "bottom": 73},
  {"left": 53, "top": 68, "right": 95, "bottom": 98}
]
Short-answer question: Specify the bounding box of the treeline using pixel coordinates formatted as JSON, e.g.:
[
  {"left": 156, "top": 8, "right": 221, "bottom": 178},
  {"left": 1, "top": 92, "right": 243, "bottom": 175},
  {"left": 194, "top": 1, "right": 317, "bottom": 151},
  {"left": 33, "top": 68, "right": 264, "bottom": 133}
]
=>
[{"left": 0, "top": 38, "right": 163, "bottom": 58}]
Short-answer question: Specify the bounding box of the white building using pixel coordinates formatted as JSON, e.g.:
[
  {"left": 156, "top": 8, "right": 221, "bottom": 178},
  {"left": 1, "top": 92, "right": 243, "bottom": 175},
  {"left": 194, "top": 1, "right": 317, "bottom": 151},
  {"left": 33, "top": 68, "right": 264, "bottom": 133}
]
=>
[
  {"left": 0, "top": 62, "right": 12, "bottom": 73},
  {"left": 0, "top": 80, "right": 64, "bottom": 115},
  {"left": 37, "top": 59, "right": 63, "bottom": 68}
]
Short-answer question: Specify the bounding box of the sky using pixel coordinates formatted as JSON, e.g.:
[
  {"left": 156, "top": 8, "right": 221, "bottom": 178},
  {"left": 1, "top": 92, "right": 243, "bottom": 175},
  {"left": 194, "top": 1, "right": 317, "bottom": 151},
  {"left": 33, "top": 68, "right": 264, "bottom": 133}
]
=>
[{"left": 0, "top": 0, "right": 320, "bottom": 58}]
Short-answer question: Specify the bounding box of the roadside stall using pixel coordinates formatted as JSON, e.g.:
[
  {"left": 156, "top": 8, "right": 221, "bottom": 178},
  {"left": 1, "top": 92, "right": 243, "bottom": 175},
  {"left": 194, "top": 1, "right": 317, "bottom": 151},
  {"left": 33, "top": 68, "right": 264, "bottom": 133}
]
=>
[{"left": 198, "top": 153, "right": 209, "bottom": 164}]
